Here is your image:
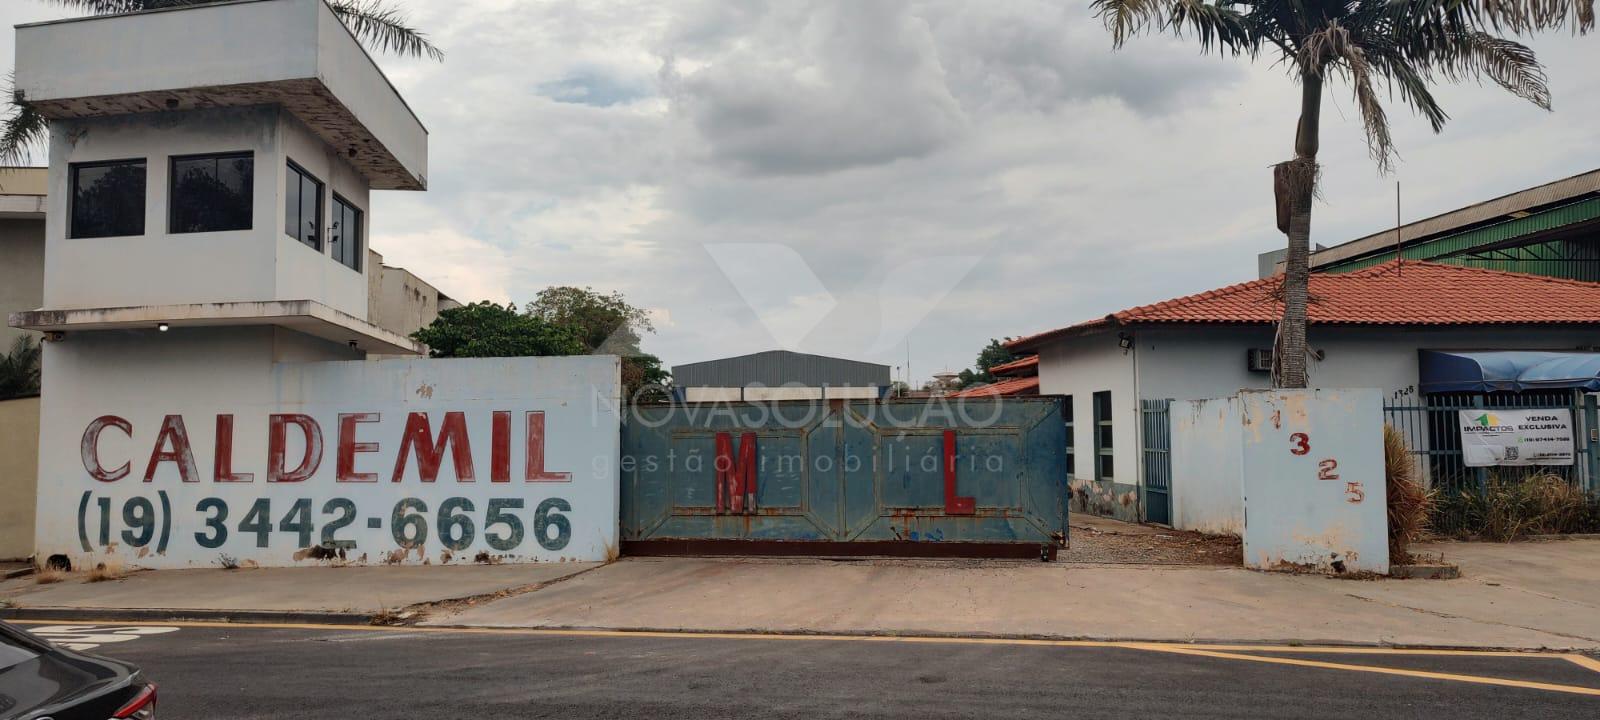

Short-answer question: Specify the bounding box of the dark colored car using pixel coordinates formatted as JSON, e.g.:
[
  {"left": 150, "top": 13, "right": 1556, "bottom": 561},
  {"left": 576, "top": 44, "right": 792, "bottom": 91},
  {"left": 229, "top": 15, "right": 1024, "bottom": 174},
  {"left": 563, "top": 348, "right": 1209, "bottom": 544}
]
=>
[{"left": 0, "top": 621, "right": 155, "bottom": 720}]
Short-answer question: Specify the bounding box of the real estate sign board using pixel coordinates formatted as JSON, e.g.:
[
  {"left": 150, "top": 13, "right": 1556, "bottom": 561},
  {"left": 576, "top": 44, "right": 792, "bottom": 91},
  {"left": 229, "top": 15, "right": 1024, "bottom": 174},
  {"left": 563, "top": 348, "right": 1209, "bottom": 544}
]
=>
[{"left": 1458, "top": 409, "right": 1574, "bottom": 467}]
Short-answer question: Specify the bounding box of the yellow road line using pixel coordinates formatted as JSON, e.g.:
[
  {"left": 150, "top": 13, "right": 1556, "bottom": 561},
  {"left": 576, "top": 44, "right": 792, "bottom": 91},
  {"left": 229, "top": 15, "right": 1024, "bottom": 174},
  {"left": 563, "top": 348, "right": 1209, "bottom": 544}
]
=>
[
  {"left": 0, "top": 618, "right": 1575, "bottom": 655},
  {"left": 1125, "top": 644, "right": 1600, "bottom": 698},
  {"left": 12, "top": 618, "right": 1600, "bottom": 695},
  {"left": 1564, "top": 653, "right": 1600, "bottom": 675}
]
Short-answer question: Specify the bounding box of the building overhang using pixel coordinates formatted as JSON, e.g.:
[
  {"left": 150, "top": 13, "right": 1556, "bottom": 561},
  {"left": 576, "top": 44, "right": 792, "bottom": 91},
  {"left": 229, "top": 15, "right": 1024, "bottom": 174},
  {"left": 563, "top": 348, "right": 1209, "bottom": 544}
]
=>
[
  {"left": 14, "top": 0, "right": 427, "bottom": 190},
  {"left": 8, "top": 300, "right": 425, "bottom": 356}
]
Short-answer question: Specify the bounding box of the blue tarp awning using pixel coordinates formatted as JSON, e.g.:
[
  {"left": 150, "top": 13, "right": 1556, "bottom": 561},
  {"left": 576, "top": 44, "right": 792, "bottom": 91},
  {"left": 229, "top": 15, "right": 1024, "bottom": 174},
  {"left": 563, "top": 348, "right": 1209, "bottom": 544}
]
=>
[{"left": 1419, "top": 350, "right": 1600, "bottom": 394}]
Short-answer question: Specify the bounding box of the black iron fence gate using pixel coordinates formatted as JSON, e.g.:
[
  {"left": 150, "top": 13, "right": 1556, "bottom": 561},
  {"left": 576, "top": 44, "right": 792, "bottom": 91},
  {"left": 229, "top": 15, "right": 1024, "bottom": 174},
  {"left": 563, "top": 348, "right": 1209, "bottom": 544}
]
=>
[{"left": 1383, "top": 390, "right": 1598, "bottom": 494}]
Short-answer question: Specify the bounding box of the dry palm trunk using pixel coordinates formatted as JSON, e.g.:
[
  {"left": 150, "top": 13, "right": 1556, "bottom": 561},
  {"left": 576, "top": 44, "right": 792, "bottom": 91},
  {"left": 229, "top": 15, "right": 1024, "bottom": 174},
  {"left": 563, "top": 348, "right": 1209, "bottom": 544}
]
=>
[{"left": 1273, "top": 72, "right": 1322, "bottom": 389}]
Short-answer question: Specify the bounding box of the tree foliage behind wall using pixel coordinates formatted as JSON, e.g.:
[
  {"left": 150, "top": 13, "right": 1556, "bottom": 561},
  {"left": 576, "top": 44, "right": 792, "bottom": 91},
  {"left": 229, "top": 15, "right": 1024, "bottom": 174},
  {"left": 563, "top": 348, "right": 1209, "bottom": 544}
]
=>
[
  {"left": 957, "top": 339, "right": 1017, "bottom": 388},
  {"left": 0, "top": 337, "right": 42, "bottom": 399},
  {"left": 412, "top": 290, "right": 671, "bottom": 402}
]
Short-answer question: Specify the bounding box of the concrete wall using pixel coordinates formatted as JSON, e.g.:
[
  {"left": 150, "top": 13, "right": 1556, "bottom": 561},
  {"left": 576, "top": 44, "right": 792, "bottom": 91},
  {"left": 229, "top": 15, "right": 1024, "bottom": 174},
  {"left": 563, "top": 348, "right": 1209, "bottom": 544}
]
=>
[
  {"left": 1169, "top": 396, "right": 1243, "bottom": 536},
  {"left": 15, "top": 0, "right": 426, "bottom": 187},
  {"left": 1238, "top": 389, "right": 1389, "bottom": 574},
  {"left": 42, "top": 106, "right": 371, "bottom": 319},
  {"left": 0, "top": 218, "right": 45, "bottom": 349},
  {"left": 367, "top": 255, "right": 452, "bottom": 340},
  {"left": 0, "top": 397, "right": 40, "bottom": 560},
  {"left": 35, "top": 326, "right": 621, "bottom": 568},
  {"left": 1036, "top": 332, "right": 1141, "bottom": 521}
]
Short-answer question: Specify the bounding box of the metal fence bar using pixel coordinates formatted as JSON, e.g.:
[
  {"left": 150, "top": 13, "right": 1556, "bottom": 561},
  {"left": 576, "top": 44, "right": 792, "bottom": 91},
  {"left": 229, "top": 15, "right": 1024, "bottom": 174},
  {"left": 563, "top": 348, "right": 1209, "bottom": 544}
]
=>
[
  {"left": 1383, "top": 390, "right": 1592, "bottom": 494},
  {"left": 1140, "top": 399, "right": 1172, "bottom": 525}
]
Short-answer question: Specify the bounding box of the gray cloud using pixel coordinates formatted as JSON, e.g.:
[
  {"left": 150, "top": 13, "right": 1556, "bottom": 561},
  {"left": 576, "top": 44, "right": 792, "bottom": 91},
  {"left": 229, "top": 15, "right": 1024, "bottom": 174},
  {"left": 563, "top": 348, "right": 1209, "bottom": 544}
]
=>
[{"left": 3, "top": 1, "right": 1597, "bottom": 384}]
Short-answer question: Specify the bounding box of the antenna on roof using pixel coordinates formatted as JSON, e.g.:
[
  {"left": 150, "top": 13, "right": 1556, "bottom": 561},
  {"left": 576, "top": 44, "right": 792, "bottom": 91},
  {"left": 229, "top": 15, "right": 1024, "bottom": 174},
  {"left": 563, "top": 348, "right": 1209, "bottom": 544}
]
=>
[{"left": 1394, "top": 181, "right": 1402, "bottom": 277}]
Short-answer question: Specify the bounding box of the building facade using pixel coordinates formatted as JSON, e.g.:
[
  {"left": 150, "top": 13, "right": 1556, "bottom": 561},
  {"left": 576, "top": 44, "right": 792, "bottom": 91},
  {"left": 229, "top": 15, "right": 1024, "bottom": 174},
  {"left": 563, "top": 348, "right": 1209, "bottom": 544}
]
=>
[{"left": 1008, "top": 261, "right": 1600, "bottom": 524}]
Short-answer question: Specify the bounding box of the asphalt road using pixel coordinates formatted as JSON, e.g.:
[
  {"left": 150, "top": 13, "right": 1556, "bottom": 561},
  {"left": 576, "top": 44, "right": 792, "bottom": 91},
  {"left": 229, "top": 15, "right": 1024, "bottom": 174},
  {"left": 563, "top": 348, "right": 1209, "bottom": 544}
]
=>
[{"left": 12, "top": 622, "right": 1600, "bottom": 719}]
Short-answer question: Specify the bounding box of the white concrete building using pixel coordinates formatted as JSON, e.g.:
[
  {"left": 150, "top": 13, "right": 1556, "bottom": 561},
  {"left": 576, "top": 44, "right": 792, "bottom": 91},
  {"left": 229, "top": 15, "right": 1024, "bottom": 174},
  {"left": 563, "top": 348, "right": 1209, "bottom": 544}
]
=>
[
  {"left": 0, "top": 167, "right": 47, "bottom": 352},
  {"left": 1005, "top": 261, "right": 1600, "bottom": 525},
  {"left": 5, "top": 0, "right": 424, "bottom": 566},
  {"left": 10, "top": 0, "right": 425, "bottom": 351}
]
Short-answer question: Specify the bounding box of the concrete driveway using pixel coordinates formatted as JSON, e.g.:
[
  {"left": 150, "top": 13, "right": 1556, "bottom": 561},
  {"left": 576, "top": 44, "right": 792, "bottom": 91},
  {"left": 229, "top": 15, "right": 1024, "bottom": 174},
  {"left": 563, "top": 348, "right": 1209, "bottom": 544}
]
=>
[{"left": 429, "top": 539, "right": 1600, "bottom": 650}]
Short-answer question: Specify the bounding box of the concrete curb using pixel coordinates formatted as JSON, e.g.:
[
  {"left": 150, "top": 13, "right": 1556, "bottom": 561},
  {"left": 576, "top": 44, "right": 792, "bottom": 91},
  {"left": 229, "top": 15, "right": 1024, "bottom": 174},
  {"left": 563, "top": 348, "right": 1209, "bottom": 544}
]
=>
[
  {"left": 417, "top": 623, "right": 1598, "bottom": 654},
  {"left": 2, "top": 609, "right": 1588, "bottom": 653},
  {"left": 0, "top": 606, "right": 374, "bottom": 626}
]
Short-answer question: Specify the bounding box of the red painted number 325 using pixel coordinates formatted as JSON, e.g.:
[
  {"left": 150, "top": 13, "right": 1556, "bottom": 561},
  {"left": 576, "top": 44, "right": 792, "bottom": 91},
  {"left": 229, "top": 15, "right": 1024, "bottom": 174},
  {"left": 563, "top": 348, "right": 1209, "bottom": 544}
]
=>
[{"left": 1289, "top": 432, "right": 1310, "bottom": 455}]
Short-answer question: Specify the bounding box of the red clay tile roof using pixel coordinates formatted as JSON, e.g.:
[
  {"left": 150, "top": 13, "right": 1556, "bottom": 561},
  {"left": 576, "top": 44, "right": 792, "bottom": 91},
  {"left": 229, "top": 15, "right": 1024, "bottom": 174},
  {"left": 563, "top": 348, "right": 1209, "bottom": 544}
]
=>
[
  {"left": 1008, "top": 260, "right": 1600, "bottom": 351},
  {"left": 987, "top": 355, "right": 1038, "bottom": 377},
  {"left": 948, "top": 376, "right": 1040, "bottom": 398}
]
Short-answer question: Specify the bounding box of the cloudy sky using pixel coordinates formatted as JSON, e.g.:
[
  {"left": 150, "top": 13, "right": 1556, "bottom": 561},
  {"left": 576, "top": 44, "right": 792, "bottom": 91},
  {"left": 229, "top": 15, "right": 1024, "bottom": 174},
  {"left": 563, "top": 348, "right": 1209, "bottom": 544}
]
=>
[{"left": 6, "top": 1, "right": 1598, "bottom": 384}]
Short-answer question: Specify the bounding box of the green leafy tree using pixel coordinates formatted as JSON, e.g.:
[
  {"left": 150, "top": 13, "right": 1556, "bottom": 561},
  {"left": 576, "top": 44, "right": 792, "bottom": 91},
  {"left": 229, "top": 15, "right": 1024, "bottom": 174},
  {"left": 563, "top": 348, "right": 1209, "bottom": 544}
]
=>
[
  {"left": 2, "top": 0, "right": 443, "bottom": 164},
  {"left": 958, "top": 338, "right": 1018, "bottom": 388},
  {"left": 525, "top": 286, "right": 668, "bottom": 400},
  {"left": 622, "top": 352, "right": 672, "bottom": 402},
  {"left": 525, "top": 286, "right": 654, "bottom": 355},
  {"left": 411, "top": 302, "right": 585, "bottom": 359},
  {"left": 0, "top": 336, "right": 42, "bottom": 399},
  {"left": 1090, "top": 0, "right": 1592, "bottom": 387}
]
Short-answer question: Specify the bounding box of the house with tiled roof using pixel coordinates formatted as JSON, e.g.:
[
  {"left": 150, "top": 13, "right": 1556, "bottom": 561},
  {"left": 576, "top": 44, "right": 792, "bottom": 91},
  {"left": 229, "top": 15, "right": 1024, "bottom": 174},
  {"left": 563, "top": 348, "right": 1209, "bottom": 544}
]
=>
[
  {"left": 948, "top": 355, "right": 1039, "bottom": 399},
  {"left": 1005, "top": 260, "right": 1600, "bottom": 524}
]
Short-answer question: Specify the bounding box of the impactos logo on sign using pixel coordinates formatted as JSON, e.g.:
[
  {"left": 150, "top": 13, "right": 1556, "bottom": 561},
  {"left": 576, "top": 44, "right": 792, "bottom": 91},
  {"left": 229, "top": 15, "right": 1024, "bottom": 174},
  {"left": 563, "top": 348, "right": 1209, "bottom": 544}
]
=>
[{"left": 1465, "top": 413, "right": 1514, "bottom": 432}]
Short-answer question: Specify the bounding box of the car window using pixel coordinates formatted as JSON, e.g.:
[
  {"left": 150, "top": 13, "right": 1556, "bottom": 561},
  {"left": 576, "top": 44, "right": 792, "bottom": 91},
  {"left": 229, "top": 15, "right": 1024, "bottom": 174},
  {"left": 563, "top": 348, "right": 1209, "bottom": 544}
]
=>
[{"left": 0, "top": 624, "right": 46, "bottom": 670}]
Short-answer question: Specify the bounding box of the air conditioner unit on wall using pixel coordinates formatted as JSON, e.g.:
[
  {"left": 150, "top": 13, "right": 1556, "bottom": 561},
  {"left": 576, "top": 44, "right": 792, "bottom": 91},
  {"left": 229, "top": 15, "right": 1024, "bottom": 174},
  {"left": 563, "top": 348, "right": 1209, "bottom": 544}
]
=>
[{"left": 1246, "top": 348, "right": 1273, "bottom": 373}]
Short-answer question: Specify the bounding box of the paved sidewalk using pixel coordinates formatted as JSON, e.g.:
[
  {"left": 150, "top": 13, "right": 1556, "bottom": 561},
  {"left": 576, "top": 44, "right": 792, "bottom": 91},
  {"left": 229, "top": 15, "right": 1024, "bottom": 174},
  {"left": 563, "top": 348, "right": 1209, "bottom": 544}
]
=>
[
  {"left": 427, "top": 540, "right": 1600, "bottom": 650},
  {"left": 0, "top": 562, "right": 598, "bottom": 618}
]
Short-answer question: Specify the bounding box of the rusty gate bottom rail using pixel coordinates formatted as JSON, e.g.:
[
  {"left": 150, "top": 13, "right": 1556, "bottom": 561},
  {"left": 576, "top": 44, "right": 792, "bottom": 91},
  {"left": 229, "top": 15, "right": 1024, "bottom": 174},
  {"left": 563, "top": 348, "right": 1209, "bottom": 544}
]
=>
[{"left": 622, "top": 539, "right": 1058, "bottom": 560}]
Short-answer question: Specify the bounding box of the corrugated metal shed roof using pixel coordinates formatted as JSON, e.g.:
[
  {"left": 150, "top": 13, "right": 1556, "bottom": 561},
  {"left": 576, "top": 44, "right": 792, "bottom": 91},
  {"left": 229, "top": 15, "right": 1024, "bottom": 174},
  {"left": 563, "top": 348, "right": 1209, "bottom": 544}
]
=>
[
  {"left": 672, "top": 349, "right": 890, "bottom": 388},
  {"left": 1306, "top": 168, "right": 1600, "bottom": 269}
]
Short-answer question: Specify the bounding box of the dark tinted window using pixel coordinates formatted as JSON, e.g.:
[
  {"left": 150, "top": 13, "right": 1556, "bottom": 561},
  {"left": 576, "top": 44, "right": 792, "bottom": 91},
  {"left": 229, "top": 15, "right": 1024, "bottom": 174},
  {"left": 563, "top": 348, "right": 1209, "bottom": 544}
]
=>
[
  {"left": 170, "top": 152, "right": 253, "bottom": 233},
  {"left": 1093, "top": 390, "right": 1113, "bottom": 480},
  {"left": 0, "top": 624, "right": 45, "bottom": 671},
  {"left": 70, "top": 160, "right": 146, "bottom": 238},
  {"left": 330, "top": 194, "right": 363, "bottom": 272},
  {"left": 285, "top": 161, "right": 323, "bottom": 250}
]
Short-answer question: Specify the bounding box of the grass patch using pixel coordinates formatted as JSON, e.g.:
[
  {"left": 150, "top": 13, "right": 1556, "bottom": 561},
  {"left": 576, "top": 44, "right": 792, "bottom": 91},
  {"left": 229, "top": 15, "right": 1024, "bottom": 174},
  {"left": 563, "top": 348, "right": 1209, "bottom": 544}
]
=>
[
  {"left": 33, "top": 569, "right": 64, "bottom": 585},
  {"left": 1433, "top": 472, "right": 1600, "bottom": 541},
  {"left": 84, "top": 563, "right": 127, "bottom": 583}
]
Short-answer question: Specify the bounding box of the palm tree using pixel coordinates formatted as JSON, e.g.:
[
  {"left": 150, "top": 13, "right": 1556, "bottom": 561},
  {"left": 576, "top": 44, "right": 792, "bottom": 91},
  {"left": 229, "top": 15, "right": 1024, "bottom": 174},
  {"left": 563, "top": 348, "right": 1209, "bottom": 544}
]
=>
[
  {"left": 1, "top": 0, "right": 443, "bottom": 164},
  {"left": 1089, "top": 0, "right": 1592, "bottom": 387},
  {"left": 0, "top": 336, "right": 42, "bottom": 399}
]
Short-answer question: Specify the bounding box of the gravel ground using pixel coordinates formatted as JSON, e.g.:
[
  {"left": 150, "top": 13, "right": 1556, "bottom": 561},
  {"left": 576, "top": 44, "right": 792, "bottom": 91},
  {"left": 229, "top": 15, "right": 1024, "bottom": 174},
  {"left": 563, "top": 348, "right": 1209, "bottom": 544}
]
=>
[{"left": 1063, "top": 521, "right": 1242, "bottom": 566}]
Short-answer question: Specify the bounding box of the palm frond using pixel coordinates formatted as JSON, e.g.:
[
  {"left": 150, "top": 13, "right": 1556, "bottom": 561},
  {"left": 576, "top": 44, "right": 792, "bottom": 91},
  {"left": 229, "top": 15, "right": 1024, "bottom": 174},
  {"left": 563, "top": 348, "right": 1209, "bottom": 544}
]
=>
[
  {"left": 1367, "top": 49, "right": 1450, "bottom": 131},
  {"left": 1437, "top": 31, "right": 1550, "bottom": 108},
  {"left": 1091, "top": 0, "right": 1258, "bottom": 53},
  {"left": 1302, "top": 21, "right": 1397, "bottom": 172},
  {"left": 327, "top": 0, "right": 444, "bottom": 61},
  {"left": 0, "top": 80, "right": 49, "bottom": 167},
  {"left": 1468, "top": 0, "right": 1595, "bottom": 34}
]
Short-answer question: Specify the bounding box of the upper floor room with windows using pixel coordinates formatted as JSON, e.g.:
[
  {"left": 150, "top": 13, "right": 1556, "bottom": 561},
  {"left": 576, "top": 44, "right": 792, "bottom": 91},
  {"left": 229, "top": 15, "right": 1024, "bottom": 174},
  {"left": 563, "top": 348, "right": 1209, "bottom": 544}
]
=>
[{"left": 11, "top": 0, "right": 427, "bottom": 331}]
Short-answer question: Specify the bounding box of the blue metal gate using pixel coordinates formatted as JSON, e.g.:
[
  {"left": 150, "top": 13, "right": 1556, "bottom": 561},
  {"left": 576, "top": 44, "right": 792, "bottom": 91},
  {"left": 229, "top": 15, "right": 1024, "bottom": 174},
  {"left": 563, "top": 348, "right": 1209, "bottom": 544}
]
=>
[
  {"left": 1140, "top": 399, "right": 1172, "bottom": 525},
  {"left": 620, "top": 398, "right": 1068, "bottom": 558}
]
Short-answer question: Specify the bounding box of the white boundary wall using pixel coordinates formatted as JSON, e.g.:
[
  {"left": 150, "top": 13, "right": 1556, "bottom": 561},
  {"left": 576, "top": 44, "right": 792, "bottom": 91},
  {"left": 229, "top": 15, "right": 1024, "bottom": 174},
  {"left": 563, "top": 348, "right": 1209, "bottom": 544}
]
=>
[
  {"left": 1170, "top": 396, "right": 1243, "bottom": 536},
  {"left": 1238, "top": 389, "right": 1389, "bottom": 574},
  {"left": 36, "top": 342, "right": 620, "bottom": 569}
]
